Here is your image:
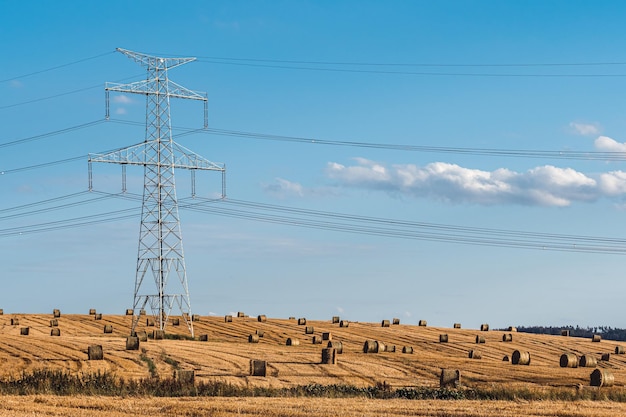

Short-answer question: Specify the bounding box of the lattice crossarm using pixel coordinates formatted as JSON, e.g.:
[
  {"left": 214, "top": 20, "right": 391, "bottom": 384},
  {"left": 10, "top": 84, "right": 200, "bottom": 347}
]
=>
[
  {"left": 106, "top": 80, "right": 154, "bottom": 96},
  {"left": 172, "top": 141, "right": 225, "bottom": 171},
  {"left": 116, "top": 48, "right": 196, "bottom": 70},
  {"left": 89, "top": 142, "right": 148, "bottom": 166},
  {"left": 167, "top": 80, "right": 207, "bottom": 101}
]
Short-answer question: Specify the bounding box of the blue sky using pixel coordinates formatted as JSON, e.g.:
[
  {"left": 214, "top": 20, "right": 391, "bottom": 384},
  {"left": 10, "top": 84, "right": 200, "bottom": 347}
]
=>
[{"left": 3, "top": 1, "right": 626, "bottom": 329}]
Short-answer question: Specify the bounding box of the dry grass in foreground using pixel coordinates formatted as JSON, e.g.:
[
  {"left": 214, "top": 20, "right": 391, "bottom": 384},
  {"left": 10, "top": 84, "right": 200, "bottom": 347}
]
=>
[{"left": 0, "top": 395, "right": 624, "bottom": 417}]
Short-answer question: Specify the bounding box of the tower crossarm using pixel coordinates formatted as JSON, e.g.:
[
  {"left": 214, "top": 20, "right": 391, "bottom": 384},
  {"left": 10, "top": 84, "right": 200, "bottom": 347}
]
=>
[
  {"left": 106, "top": 80, "right": 207, "bottom": 102},
  {"left": 89, "top": 141, "right": 225, "bottom": 171},
  {"left": 116, "top": 47, "right": 196, "bottom": 71}
]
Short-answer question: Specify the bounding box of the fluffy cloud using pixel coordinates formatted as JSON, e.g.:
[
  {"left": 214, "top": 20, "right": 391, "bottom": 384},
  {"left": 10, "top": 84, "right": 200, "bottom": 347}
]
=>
[
  {"left": 113, "top": 95, "right": 133, "bottom": 104},
  {"left": 326, "top": 158, "right": 626, "bottom": 207},
  {"left": 570, "top": 122, "right": 601, "bottom": 136},
  {"left": 594, "top": 136, "right": 626, "bottom": 152},
  {"left": 262, "top": 178, "right": 304, "bottom": 198}
]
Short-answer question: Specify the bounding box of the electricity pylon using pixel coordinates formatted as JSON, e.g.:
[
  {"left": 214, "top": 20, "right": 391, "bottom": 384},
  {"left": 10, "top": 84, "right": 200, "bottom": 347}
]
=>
[{"left": 89, "top": 48, "right": 225, "bottom": 337}]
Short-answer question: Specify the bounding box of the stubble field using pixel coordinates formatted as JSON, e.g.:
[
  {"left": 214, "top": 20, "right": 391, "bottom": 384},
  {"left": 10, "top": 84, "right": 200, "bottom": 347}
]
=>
[{"left": 0, "top": 312, "right": 625, "bottom": 416}]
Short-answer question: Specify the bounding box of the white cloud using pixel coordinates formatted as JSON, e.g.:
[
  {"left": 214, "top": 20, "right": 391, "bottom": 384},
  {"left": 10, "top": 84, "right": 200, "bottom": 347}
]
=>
[
  {"left": 326, "top": 158, "right": 626, "bottom": 207},
  {"left": 336, "top": 306, "right": 345, "bottom": 314},
  {"left": 570, "top": 122, "right": 601, "bottom": 136},
  {"left": 261, "top": 177, "right": 338, "bottom": 199},
  {"left": 115, "top": 108, "right": 127, "bottom": 115},
  {"left": 9, "top": 80, "right": 23, "bottom": 88},
  {"left": 262, "top": 178, "right": 304, "bottom": 198},
  {"left": 113, "top": 95, "right": 133, "bottom": 104},
  {"left": 594, "top": 135, "right": 626, "bottom": 152}
]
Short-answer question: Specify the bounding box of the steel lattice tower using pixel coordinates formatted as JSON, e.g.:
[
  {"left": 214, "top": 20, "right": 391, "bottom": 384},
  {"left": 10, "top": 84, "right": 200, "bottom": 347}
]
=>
[{"left": 89, "top": 48, "right": 225, "bottom": 337}]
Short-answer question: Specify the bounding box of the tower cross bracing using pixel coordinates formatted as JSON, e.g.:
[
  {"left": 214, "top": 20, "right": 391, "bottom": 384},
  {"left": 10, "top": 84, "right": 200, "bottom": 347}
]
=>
[{"left": 89, "top": 48, "right": 225, "bottom": 336}]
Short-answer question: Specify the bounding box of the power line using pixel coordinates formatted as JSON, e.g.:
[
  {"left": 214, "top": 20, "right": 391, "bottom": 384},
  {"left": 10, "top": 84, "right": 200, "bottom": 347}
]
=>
[
  {"left": 0, "top": 119, "right": 105, "bottom": 149},
  {"left": 0, "top": 51, "right": 116, "bottom": 83},
  {"left": 107, "top": 119, "right": 626, "bottom": 162},
  {"left": 3, "top": 190, "right": 625, "bottom": 254},
  {"left": 196, "top": 58, "right": 626, "bottom": 78},
  {"left": 195, "top": 55, "right": 626, "bottom": 68}
]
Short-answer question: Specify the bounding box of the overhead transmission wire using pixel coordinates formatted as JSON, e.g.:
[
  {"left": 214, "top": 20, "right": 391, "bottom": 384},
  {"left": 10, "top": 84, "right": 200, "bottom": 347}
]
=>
[
  {"left": 194, "top": 56, "right": 626, "bottom": 78},
  {"left": 107, "top": 118, "right": 626, "bottom": 162},
  {"left": 3, "top": 186, "right": 626, "bottom": 254},
  {"left": 0, "top": 51, "right": 116, "bottom": 83}
]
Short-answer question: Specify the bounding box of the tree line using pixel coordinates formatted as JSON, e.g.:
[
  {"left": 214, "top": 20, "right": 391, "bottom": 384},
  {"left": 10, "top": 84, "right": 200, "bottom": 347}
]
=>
[{"left": 514, "top": 325, "right": 626, "bottom": 341}]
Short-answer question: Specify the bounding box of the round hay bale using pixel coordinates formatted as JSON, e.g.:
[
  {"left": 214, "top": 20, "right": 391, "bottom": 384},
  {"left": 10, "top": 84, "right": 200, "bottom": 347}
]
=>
[
  {"left": 139, "top": 309, "right": 146, "bottom": 316},
  {"left": 387, "top": 345, "right": 396, "bottom": 353},
  {"left": 312, "top": 335, "right": 323, "bottom": 344},
  {"left": 286, "top": 338, "right": 300, "bottom": 346},
  {"left": 0, "top": 309, "right": 3, "bottom": 315},
  {"left": 560, "top": 353, "right": 579, "bottom": 368},
  {"left": 340, "top": 320, "right": 349, "bottom": 328},
  {"left": 146, "top": 318, "right": 155, "bottom": 326},
  {"left": 418, "top": 320, "right": 427, "bottom": 327},
  {"left": 561, "top": 329, "right": 570, "bottom": 337},
  {"left": 592, "top": 334, "right": 601, "bottom": 342},
  {"left": 590, "top": 368, "right": 614, "bottom": 387},
  {"left": 175, "top": 370, "right": 195, "bottom": 385},
  {"left": 502, "top": 333, "right": 513, "bottom": 342},
  {"left": 224, "top": 315, "right": 233, "bottom": 323},
  {"left": 363, "top": 340, "right": 384, "bottom": 353},
  {"left": 125, "top": 309, "right": 133, "bottom": 315},
  {"left": 321, "top": 348, "right": 337, "bottom": 365},
  {"left": 601, "top": 353, "right": 610, "bottom": 361},
  {"left": 507, "top": 326, "right": 517, "bottom": 332},
  {"left": 255, "top": 329, "right": 264, "bottom": 337},
  {"left": 502, "top": 355, "right": 510, "bottom": 362},
  {"left": 248, "top": 334, "right": 259, "bottom": 343},
  {"left": 49, "top": 319, "right": 58, "bottom": 327},
  {"left": 250, "top": 359, "right": 267, "bottom": 377},
  {"left": 453, "top": 323, "right": 461, "bottom": 329},
  {"left": 392, "top": 318, "right": 400, "bottom": 325},
  {"left": 305, "top": 326, "right": 314, "bottom": 335},
  {"left": 136, "top": 331, "right": 148, "bottom": 342},
  {"left": 615, "top": 345, "right": 625, "bottom": 355},
  {"left": 88, "top": 345, "right": 103, "bottom": 360},
  {"left": 468, "top": 350, "right": 481, "bottom": 359},
  {"left": 237, "top": 312, "right": 245, "bottom": 318},
  {"left": 152, "top": 330, "right": 164, "bottom": 340},
  {"left": 53, "top": 309, "right": 61, "bottom": 318},
  {"left": 94, "top": 313, "right": 102, "bottom": 320},
  {"left": 402, "top": 346, "right": 414, "bottom": 354},
  {"left": 50, "top": 328, "right": 61, "bottom": 337},
  {"left": 192, "top": 314, "right": 200, "bottom": 322},
  {"left": 512, "top": 350, "right": 531, "bottom": 365},
  {"left": 475, "top": 335, "right": 485, "bottom": 344},
  {"left": 199, "top": 334, "right": 209, "bottom": 342},
  {"left": 20, "top": 327, "right": 29, "bottom": 336},
  {"left": 381, "top": 319, "right": 390, "bottom": 327},
  {"left": 11, "top": 318, "right": 19, "bottom": 326},
  {"left": 580, "top": 354, "right": 597, "bottom": 368},
  {"left": 332, "top": 316, "right": 340, "bottom": 324},
  {"left": 480, "top": 324, "right": 489, "bottom": 332},
  {"left": 440, "top": 369, "right": 461, "bottom": 388},
  {"left": 89, "top": 309, "right": 97, "bottom": 315},
  {"left": 103, "top": 325, "right": 113, "bottom": 334},
  {"left": 257, "top": 314, "right": 267, "bottom": 323},
  {"left": 126, "top": 336, "right": 140, "bottom": 350},
  {"left": 439, "top": 334, "right": 449, "bottom": 343},
  {"left": 171, "top": 318, "right": 180, "bottom": 326},
  {"left": 327, "top": 340, "right": 343, "bottom": 354},
  {"left": 288, "top": 316, "right": 296, "bottom": 320},
  {"left": 322, "top": 332, "right": 332, "bottom": 341},
  {"left": 298, "top": 318, "right": 306, "bottom": 325}
]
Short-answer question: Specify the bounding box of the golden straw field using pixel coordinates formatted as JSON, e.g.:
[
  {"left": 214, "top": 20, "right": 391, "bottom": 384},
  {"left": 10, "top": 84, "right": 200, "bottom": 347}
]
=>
[{"left": 1, "top": 312, "right": 626, "bottom": 416}]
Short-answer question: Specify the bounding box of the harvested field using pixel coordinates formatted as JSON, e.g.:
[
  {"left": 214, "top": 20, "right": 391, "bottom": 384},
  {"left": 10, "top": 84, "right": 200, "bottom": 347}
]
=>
[
  {"left": 0, "top": 395, "right": 625, "bottom": 417},
  {"left": 0, "top": 314, "right": 625, "bottom": 391}
]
